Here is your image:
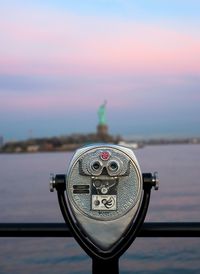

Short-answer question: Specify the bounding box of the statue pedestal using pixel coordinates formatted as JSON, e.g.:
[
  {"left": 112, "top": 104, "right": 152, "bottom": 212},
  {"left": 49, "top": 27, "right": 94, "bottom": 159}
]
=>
[{"left": 97, "top": 124, "right": 108, "bottom": 138}]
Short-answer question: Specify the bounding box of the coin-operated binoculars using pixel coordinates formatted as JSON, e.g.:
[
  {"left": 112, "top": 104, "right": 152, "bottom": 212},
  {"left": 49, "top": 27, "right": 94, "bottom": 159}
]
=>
[{"left": 50, "top": 144, "right": 158, "bottom": 274}]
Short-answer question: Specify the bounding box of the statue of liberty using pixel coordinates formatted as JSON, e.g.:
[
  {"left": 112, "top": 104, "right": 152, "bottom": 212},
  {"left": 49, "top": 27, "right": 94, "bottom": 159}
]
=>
[{"left": 98, "top": 100, "right": 107, "bottom": 125}]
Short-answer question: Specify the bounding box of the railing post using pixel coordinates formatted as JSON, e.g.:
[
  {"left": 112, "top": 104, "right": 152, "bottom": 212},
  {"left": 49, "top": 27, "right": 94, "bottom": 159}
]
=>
[{"left": 92, "top": 257, "right": 119, "bottom": 274}]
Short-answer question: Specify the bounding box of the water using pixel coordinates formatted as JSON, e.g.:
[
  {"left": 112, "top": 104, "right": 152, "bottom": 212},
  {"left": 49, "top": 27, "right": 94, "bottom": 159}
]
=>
[{"left": 0, "top": 144, "right": 200, "bottom": 273}]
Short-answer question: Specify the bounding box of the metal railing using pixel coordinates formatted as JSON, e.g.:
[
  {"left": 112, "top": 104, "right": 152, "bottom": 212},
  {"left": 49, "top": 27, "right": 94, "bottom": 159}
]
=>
[
  {"left": 0, "top": 222, "right": 200, "bottom": 237},
  {"left": 1, "top": 222, "right": 200, "bottom": 274}
]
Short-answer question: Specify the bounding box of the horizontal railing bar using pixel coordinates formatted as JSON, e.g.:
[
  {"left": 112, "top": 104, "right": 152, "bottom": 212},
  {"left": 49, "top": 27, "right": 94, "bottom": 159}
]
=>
[
  {"left": 0, "top": 223, "right": 71, "bottom": 237},
  {"left": 139, "top": 222, "right": 200, "bottom": 237},
  {"left": 0, "top": 222, "right": 200, "bottom": 238}
]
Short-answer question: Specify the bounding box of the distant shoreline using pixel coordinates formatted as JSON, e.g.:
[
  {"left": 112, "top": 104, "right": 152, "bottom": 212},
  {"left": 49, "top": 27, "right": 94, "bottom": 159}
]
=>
[{"left": 1, "top": 135, "right": 200, "bottom": 153}]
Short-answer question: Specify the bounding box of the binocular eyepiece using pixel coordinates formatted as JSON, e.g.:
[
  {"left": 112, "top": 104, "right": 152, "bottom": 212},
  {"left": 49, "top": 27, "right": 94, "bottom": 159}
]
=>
[
  {"left": 90, "top": 158, "right": 121, "bottom": 175},
  {"left": 50, "top": 144, "right": 158, "bottom": 262}
]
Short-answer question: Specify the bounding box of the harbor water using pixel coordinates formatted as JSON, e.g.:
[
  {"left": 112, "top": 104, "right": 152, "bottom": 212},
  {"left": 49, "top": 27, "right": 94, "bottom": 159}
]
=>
[{"left": 0, "top": 144, "right": 200, "bottom": 273}]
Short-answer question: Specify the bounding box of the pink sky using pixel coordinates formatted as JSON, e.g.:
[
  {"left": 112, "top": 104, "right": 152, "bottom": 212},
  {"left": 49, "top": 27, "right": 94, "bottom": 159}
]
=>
[
  {"left": 0, "top": 2, "right": 200, "bottom": 140},
  {"left": 1, "top": 9, "right": 200, "bottom": 76}
]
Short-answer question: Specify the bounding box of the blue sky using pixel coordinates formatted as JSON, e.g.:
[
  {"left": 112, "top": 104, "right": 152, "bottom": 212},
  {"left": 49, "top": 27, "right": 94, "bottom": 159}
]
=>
[{"left": 0, "top": 0, "right": 200, "bottom": 141}]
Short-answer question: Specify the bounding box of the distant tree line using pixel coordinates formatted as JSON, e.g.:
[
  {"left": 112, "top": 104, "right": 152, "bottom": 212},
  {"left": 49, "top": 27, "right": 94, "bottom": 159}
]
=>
[{"left": 0, "top": 133, "right": 122, "bottom": 153}]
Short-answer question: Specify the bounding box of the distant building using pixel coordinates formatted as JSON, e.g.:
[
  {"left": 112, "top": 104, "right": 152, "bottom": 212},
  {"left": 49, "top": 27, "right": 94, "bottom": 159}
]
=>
[{"left": 27, "top": 145, "right": 40, "bottom": 152}]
